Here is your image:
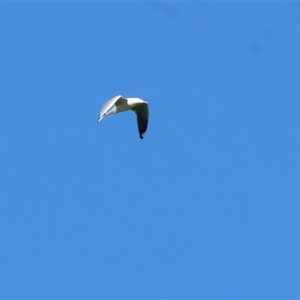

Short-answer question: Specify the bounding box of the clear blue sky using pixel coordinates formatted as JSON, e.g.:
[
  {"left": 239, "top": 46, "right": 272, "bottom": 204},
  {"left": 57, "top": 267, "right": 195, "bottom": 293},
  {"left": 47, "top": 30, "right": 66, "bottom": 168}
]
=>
[{"left": 1, "top": 2, "right": 300, "bottom": 298}]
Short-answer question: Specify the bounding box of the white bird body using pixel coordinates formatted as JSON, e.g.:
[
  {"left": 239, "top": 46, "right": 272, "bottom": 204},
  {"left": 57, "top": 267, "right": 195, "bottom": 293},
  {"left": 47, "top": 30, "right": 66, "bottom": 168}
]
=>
[{"left": 97, "top": 95, "right": 149, "bottom": 139}]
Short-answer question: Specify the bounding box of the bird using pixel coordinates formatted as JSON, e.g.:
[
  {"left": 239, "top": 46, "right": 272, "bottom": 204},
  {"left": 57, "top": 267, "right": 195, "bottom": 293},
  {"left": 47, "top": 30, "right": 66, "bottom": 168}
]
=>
[{"left": 97, "top": 95, "right": 149, "bottom": 139}]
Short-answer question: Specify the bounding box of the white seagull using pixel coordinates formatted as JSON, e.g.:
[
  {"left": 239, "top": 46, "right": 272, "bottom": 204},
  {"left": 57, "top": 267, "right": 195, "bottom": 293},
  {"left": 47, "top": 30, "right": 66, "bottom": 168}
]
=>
[{"left": 97, "top": 95, "right": 149, "bottom": 139}]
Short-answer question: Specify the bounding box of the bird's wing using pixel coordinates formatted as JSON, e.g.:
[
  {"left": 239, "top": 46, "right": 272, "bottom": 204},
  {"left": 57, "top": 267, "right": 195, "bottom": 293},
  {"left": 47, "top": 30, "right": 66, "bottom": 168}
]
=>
[
  {"left": 134, "top": 103, "right": 149, "bottom": 139},
  {"left": 97, "top": 95, "right": 126, "bottom": 122}
]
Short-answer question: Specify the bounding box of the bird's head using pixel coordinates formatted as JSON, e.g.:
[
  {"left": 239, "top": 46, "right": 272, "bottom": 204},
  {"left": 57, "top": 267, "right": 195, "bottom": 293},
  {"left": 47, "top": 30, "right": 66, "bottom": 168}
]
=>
[{"left": 127, "top": 98, "right": 147, "bottom": 106}]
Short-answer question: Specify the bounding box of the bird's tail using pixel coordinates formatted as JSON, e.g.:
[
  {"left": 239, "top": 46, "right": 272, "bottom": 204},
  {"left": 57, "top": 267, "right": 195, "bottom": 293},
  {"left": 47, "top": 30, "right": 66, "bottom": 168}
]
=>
[
  {"left": 97, "top": 114, "right": 104, "bottom": 122},
  {"left": 97, "top": 107, "right": 117, "bottom": 122}
]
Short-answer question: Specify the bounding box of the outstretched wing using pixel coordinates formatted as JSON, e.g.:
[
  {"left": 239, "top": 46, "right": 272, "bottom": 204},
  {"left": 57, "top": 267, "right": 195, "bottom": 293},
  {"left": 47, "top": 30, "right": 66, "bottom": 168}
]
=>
[
  {"left": 135, "top": 103, "right": 149, "bottom": 139},
  {"left": 97, "top": 95, "right": 126, "bottom": 122}
]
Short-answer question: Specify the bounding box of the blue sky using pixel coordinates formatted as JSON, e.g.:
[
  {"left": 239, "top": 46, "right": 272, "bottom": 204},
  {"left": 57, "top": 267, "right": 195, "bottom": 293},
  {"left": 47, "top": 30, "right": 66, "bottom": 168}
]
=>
[{"left": 1, "top": 2, "right": 300, "bottom": 298}]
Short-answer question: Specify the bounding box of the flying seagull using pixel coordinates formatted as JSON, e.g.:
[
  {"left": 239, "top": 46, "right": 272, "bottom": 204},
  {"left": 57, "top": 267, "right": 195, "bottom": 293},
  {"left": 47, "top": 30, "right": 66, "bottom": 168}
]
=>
[{"left": 97, "top": 95, "right": 149, "bottom": 139}]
